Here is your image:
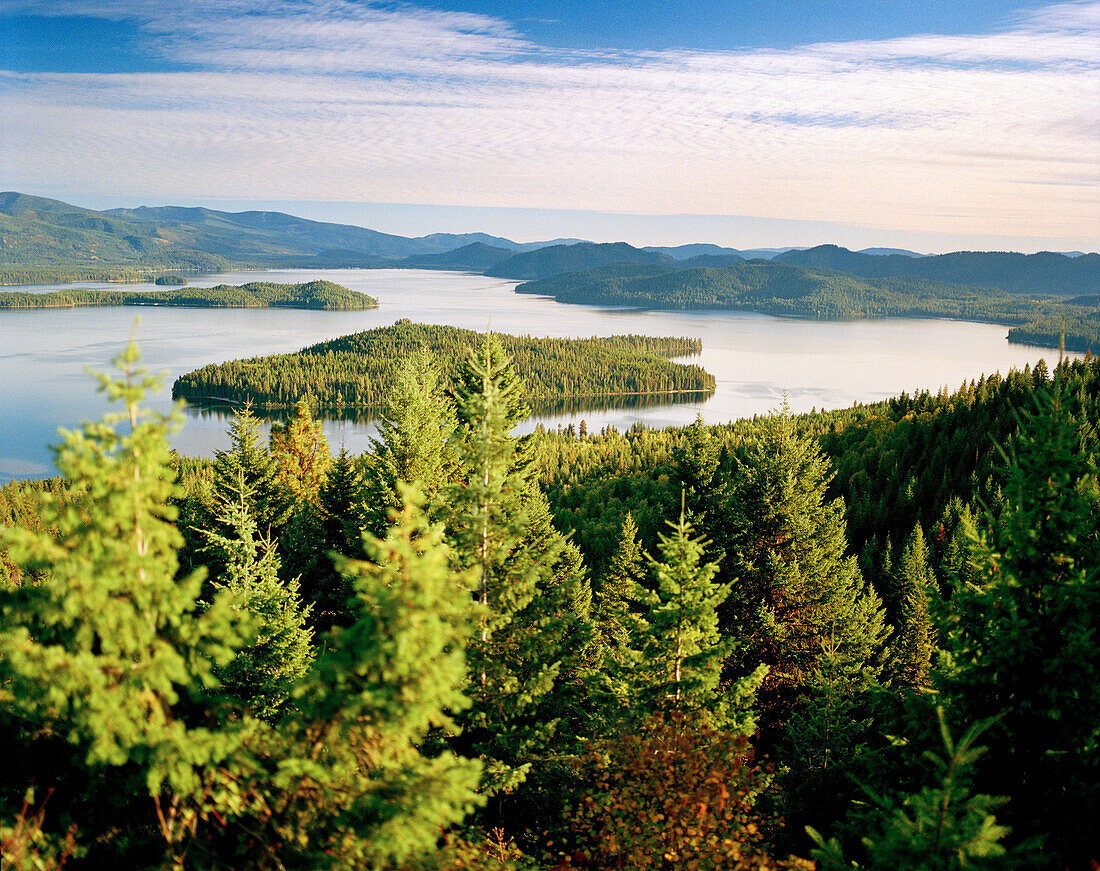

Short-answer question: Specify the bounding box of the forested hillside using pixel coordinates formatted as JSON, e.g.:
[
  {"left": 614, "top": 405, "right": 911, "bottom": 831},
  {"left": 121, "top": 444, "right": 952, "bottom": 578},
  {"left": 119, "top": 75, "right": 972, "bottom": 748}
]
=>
[
  {"left": 775, "top": 244, "right": 1100, "bottom": 296},
  {"left": 172, "top": 320, "right": 713, "bottom": 410},
  {"left": 3, "top": 335, "right": 1098, "bottom": 869},
  {"left": 0, "top": 280, "right": 378, "bottom": 310},
  {"left": 518, "top": 260, "right": 1100, "bottom": 352}
]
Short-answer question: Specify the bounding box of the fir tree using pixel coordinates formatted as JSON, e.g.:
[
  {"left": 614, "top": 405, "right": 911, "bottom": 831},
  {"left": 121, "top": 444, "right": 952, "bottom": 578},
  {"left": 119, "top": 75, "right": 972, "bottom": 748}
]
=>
[
  {"left": 364, "top": 350, "right": 459, "bottom": 536},
  {"left": 310, "top": 447, "right": 369, "bottom": 628},
  {"left": 593, "top": 511, "right": 646, "bottom": 654},
  {"left": 212, "top": 402, "right": 287, "bottom": 533},
  {"left": 200, "top": 473, "right": 314, "bottom": 720},
  {"left": 724, "top": 408, "right": 889, "bottom": 720},
  {"left": 0, "top": 343, "right": 244, "bottom": 864},
  {"left": 445, "top": 336, "right": 576, "bottom": 796},
  {"left": 268, "top": 398, "right": 331, "bottom": 508},
  {"left": 889, "top": 524, "right": 935, "bottom": 689},
  {"left": 944, "top": 382, "right": 1100, "bottom": 866},
  {"left": 632, "top": 509, "right": 762, "bottom": 732}
]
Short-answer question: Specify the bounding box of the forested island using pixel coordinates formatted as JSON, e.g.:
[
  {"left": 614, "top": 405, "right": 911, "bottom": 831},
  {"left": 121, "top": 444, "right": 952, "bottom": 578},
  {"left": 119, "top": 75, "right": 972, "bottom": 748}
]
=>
[
  {"left": 517, "top": 261, "right": 1100, "bottom": 352},
  {"left": 0, "top": 280, "right": 378, "bottom": 311},
  {"left": 172, "top": 320, "right": 713, "bottom": 410},
  {"left": 2, "top": 333, "right": 1098, "bottom": 869}
]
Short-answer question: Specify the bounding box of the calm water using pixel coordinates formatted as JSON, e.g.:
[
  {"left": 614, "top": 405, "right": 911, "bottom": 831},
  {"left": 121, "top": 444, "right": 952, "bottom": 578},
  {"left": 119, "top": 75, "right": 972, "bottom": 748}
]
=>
[{"left": 0, "top": 268, "right": 1074, "bottom": 483}]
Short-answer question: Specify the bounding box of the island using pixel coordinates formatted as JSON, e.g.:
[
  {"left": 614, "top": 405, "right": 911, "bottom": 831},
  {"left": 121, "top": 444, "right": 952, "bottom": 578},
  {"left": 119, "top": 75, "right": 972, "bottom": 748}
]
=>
[
  {"left": 0, "top": 280, "right": 378, "bottom": 311},
  {"left": 172, "top": 320, "right": 714, "bottom": 410}
]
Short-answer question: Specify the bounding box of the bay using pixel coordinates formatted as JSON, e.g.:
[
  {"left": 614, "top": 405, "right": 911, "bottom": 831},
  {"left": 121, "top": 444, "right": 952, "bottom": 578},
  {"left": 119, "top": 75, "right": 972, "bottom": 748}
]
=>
[{"left": 0, "top": 268, "right": 1074, "bottom": 483}]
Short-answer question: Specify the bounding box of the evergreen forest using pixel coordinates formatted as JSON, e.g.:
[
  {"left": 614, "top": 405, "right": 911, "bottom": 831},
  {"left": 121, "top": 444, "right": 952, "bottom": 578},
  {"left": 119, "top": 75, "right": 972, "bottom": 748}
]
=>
[
  {"left": 0, "top": 280, "right": 378, "bottom": 311},
  {"left": 171, "top": 320, "right": 713, "bottom": 410},
  {"left": 2, "top": 334, "right": 1099, "bottom": 870}
]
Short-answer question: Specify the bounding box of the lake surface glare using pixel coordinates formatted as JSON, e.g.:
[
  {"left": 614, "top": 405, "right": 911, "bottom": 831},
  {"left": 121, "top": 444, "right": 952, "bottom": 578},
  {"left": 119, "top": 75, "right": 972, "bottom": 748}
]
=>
[{"left": 0, "top": 268, "right": 1073, "bottom": 483}]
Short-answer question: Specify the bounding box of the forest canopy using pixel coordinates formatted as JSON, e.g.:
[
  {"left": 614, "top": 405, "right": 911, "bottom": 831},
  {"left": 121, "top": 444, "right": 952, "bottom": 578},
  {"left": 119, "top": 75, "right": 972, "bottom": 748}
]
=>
[{"left": 171, "top": 319, "right": 715, "bottom": 411}]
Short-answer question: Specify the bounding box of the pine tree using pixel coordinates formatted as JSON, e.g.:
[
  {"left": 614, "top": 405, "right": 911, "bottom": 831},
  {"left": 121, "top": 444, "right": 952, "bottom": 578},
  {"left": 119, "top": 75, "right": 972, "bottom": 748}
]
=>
[
  {"left": 0, "top": 343, "right": 244, "bottom": 864},
  {"left": 200, "top": 473, "right": 314, "bottom": 720},
  {"left": 309, "top": 447, "right": 369, "bottom": 628},
  {"left": 268, "top": 399, "right": 331, "bottom": 508},
  {"left": 724, "top": 408, "right": 889, "bottom": 721}
]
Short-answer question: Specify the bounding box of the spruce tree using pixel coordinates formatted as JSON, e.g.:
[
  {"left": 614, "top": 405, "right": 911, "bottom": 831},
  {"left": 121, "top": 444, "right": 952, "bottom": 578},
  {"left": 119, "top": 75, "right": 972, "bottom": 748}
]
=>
[
  {"left": 212, "top": 402, "right": 287, "bottom": 533},
  {"left": 724, "top": 408, "right": 889, "bottom": 720},
  {"left": 593, "top": 511, "right": 646, "bottom": 654},
  {"left": 310, "top": 447, "right": 369, "bottom": 628},
  {"left": 631, "top": 510, "right": 748, "bottom": 726}
]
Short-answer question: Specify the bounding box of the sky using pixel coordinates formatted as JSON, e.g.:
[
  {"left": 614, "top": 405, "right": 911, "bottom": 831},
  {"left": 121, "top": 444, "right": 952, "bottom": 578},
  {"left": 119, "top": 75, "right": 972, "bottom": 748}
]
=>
[{"left": 0, "top": 0, "right": 1097, "bottom": 253}]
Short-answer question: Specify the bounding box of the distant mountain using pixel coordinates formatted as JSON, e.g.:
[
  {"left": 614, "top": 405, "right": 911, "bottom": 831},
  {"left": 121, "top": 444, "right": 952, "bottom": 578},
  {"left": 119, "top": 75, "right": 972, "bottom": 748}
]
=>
[
  {"left": 644, "top": 243, "right": 744, "bottom": 260},
  {"left": 398, "top": 242, "right": 514, "bottom": 272},
  {"left": 0, "top": 192, "right": 588, "bottom": 283},
  {"left": 487, "top": 242, "right": 673, "bottom": 281},
  {"left": 775, "top": 244, "right": 1100, "bottom": 296},
  {"left": 737, "top": 247, "right": 808, "bottom": 260},
  {"left": 858, "top": 247, "right": 925, "bottom": 257},
  {"left": 677, "top": 253, "right": 746, "bottom": 270}
]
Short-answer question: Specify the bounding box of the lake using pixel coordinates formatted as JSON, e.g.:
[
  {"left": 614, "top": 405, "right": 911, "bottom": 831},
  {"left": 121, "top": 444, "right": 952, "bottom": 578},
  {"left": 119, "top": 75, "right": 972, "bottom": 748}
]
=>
[{"left": 0, "top": 268, "right": 1075, "bottom": 483}]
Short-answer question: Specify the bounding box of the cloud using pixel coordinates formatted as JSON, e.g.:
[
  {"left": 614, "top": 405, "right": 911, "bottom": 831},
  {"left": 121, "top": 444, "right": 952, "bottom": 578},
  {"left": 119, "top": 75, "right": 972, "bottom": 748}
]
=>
[{"left": 0, "top": 0, "right": 1097, "bottom": 244}]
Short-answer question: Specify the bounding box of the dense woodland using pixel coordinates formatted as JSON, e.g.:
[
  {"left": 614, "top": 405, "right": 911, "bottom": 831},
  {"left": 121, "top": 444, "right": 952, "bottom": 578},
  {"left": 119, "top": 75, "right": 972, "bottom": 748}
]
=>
[
  {"left": 2, "top": 333, "right": 1098, "bottom": 869},
  {"left": 0, "top": 280, "right": 377, "bottom": 311},
  {"left": 518, "top": 262, "right": 1100, "bottom": 352},
  {"left": 172, "top": 321, "right": 713, "bottom": 411}
]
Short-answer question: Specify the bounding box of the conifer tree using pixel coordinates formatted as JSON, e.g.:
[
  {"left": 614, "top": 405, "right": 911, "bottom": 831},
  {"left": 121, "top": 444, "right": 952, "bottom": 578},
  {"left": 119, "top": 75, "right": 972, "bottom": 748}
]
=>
[
  {"left": 632, "top": 510, "right": 763, "bottom": 732},
  {"left": 944, "top": 382, "right": 1100, "bottom": 866},
  {"left": 593, "top": 511, "right": 646, "bottom": 653},
  {"left": 889, "top": 524, "right": 935, "bottom": 689},
  {"left": 364, "top": 350, "right": 458, "bottom": 536},
  {"left": 0, "top": 343, "right": 244, "bottom": 864},
  {"left": 724, "top": 408, "right": 889, "bottom": 720},
  {"left": 200, "top": 474, "right": 314, "bottom": 719},
  {"left": 212, "top": 402, "right": 286, "bottom": 533},
  {"left": 445, "top": 336, "right": 577, "bottom": 796},
  {"left": 268, "top": 399, "right": 331, "bottom": 507},
  {"left": 310, "top": 447, "right": 369, "bottom": 628},
  {"left": 232, "top": 488, "right": 484, "bottom": 869}
]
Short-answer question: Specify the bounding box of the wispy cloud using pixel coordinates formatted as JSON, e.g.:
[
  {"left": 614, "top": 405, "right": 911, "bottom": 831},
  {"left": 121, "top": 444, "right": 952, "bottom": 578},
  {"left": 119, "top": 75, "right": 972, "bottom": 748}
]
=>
[{"left": 1, "top": 0, "right": 1097, "bottom": 244}]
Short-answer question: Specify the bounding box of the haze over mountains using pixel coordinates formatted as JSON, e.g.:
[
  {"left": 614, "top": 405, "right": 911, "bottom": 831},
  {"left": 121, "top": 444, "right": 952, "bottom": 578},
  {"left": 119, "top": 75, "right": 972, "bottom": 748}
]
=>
[{"left": 0, "top": 193, "right": 1095, "bottom": 299}]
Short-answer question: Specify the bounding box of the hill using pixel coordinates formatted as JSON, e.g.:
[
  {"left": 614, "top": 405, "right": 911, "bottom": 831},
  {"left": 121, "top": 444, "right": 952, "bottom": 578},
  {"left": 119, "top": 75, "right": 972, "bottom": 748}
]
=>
[
  {"left": 775, "top": 244, "right": 1100, "bottom": 296},
  {"left": 0, "top": 192, "right": 586, "bottom": 284},
  {"left": 487, "top": 242, "right": 673, "bottom": 280},
  {"left": 397, "top": 242, "right": 514, "bottom": 272}
]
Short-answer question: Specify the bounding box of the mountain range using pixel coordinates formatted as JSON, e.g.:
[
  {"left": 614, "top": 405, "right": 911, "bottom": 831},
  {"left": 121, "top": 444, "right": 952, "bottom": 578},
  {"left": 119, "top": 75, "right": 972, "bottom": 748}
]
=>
[{"left": 0, "top": 193, "right": 1095, "bottom": 297}]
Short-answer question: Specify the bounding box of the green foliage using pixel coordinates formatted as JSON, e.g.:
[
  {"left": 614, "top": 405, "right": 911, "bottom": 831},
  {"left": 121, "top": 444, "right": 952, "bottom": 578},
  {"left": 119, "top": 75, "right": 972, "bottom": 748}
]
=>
[
  {"left": 517, "top": 258, "right": 1100, "bottom": 353},
  {"left": 172, "top": 320, "right": 714, "bottom": 410},
  {"left": 365, "top": 350, "right": 460, "bottom": 534},
  {"left": 632, "top": 510, "right": 738, "bottom": 721},
  {"left": 888, "top": 525, "right": 936, "bottom": 689},
  {"left": 723, "top": 409, "right": 889, "bottom": 719},
  {"left": 942, "top": 380, "right": 1100, "bottom": 866},
  {"left": 445, "top": 337, "right": 573, "bottom": 795},
  {"left": 0, "top": 343, "right": 244, "bottom": 862},
  {"left": 200, "top": 474, "right": 315, "bottom": 719},
  {"left": 807, "top": 709, "right": 1017, "bottom": 871},
  {"left": 0, "top": 279, "right": 376, "bottom": 310}
]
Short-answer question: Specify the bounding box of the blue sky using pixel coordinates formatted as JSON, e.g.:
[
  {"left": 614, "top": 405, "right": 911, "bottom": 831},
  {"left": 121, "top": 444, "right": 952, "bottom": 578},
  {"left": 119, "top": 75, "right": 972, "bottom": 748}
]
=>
[{"left": 1, "top": 0, "right": 1097, "bottom": 251}]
